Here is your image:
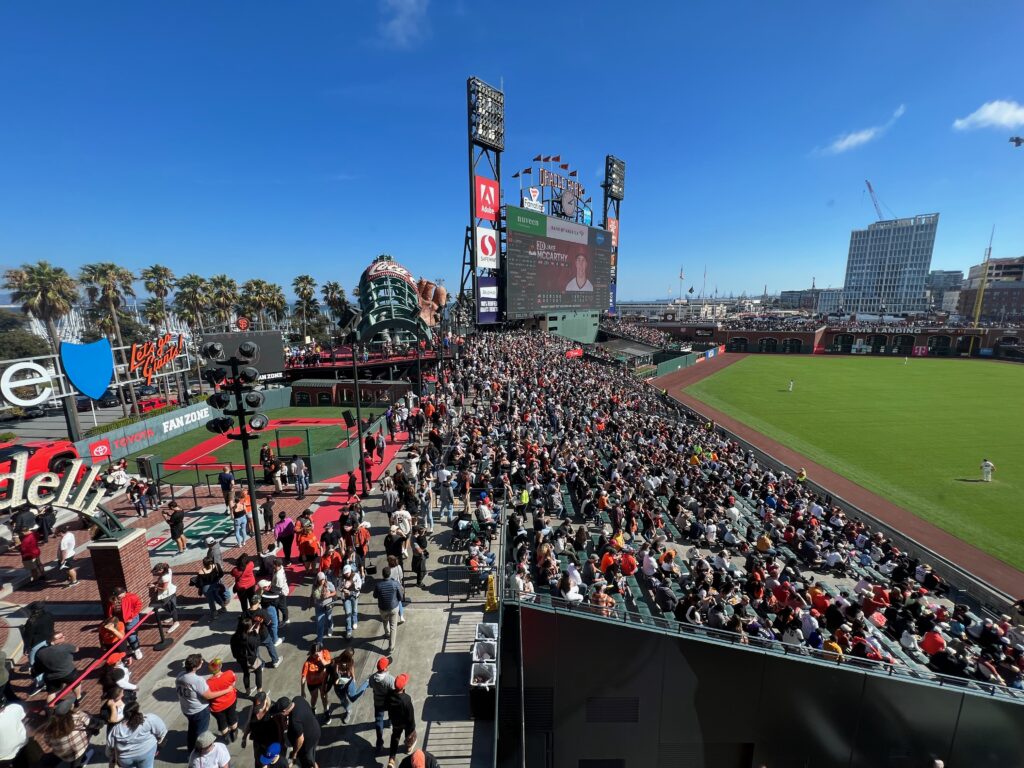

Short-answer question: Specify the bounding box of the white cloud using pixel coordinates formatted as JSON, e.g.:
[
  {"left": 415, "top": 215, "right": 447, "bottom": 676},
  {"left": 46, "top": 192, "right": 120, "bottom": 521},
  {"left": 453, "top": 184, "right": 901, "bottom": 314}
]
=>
[
  {"left": 379, "top": 0, "right": 429, "bottom": 47},
  {"left": 819, "top": 104, "right": 906, "bottom": 155},
  {"left": 952, "top": 100, "right": 1024, "bottom": 131}
]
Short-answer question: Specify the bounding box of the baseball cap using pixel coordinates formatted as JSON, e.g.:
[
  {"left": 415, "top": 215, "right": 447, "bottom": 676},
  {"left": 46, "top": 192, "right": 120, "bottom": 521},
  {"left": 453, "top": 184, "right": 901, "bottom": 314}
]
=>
[
  {"left": 257, "top": 579, "right": 272, "bottom": 589},
  {"left": 343, "top": 564, "right": 353, "bottom": 575},
  {"left": 317, "top": 572, "right": 327, "bottom": 581},
  {"left": 53, "top": 699, "right": 74, "bottom": 716},
  {"left": 259, "top": 743, "right": 282, "bottom": 765},
  {"left": 195, "top": 731, "right": 217, "bottom": 750},
  {"left": 377, "top": 656, "right": 390, "bottom": 671},
  {"left": 395, "top": 673, "right": 409, "bottom": 691}
]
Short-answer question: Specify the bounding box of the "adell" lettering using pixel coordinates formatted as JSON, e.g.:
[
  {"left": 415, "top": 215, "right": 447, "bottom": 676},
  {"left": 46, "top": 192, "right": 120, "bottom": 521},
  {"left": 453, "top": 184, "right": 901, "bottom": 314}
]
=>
[{"left": 0, "top": 452, "right": 107, "bottom": 514}]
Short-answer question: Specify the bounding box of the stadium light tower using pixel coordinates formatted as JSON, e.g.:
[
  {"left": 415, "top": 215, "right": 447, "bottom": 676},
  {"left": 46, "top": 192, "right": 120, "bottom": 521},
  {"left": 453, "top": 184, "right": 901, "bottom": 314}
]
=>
[
  {"left": 462, "top": 76, "right": 505, "bottom": 325},
  {"left": 602, "top": 155, "right": 626, "bottom": 314},
  {"left": 202, "top": 340, "right": 269, "bottom": 554}
]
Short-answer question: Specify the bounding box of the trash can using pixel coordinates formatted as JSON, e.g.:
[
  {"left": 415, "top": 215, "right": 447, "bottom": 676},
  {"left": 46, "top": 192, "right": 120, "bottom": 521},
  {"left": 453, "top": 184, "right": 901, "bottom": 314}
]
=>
[
  {"left": 469, "top": 662, "right": 496, "bottom": 720},
  {"left": 136, "top": 454, "right": 156, "bottom": 481},
  {"left": 476, "top": 622, "right": 498, "bottom": 641}
]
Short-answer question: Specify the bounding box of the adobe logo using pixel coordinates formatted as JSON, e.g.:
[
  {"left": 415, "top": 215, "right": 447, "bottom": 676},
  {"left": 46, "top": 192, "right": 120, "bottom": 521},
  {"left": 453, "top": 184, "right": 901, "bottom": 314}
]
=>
[{"left": 475, "top": 176, "right": 499, "bottom": 222}]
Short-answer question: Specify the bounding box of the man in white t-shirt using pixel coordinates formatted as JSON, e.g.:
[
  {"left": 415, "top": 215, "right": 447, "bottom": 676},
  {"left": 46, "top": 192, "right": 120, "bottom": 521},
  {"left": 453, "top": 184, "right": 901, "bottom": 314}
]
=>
[
  {"left": 188, "top": 731, "right": 230, "bottom": 768},
  {"left": 0, "top": 698, "right": 28, "bottom": 762},
  {"left": 58, "top": 525, "right": 79, "bottom": 587}
]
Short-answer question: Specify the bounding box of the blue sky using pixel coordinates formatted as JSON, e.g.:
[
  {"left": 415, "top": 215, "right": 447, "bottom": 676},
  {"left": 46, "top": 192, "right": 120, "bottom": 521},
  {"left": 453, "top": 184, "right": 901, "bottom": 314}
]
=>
[{"left": 1, "top": 1, "right": 1022, "bottom": 301}]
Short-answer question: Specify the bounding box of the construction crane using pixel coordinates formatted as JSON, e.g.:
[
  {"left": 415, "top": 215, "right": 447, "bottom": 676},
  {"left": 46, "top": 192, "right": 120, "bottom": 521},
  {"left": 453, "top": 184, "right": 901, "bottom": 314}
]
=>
[
  {"left": 971, "top": 226, "right": 996, "bottom": 329},
  {"left": 865, "top": 180, "right": 884, "bottom": 221}
]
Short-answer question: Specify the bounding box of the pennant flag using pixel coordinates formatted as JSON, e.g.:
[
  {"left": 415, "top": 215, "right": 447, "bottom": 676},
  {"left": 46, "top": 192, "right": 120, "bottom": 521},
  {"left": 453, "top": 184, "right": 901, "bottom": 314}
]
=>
[
  {"left": 542, "top": 155, "right": 551, "bottom": 162},
  {"left": 532, "top": 154, "right": 542, "bottom": 162},
  {"left": 512, "top": 172, "right": 520, "bottom": 179},
  {"left": 551, "top": 155, "right": 561, "bottom": 162},
  {"left": 584, "top": 196, "right": 591, "bottom": 203},
  {"left": 522, "top": 168, "right": 532, "bottom": 175},
  {"left": 569, "top": 170, "right": 578, "bottom": 177},
  {"left": 559, "top": 163, "right": 569, "bottom": 170},
  {"left": 688, "top": 286, "right": 695, "bottom": 294}
]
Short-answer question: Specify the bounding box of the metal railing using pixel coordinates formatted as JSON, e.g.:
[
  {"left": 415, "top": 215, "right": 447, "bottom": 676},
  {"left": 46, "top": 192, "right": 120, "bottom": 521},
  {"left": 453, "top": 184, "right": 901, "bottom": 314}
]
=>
[{"left": 503, "top": 587, "right": 1024, "bottom": 705}]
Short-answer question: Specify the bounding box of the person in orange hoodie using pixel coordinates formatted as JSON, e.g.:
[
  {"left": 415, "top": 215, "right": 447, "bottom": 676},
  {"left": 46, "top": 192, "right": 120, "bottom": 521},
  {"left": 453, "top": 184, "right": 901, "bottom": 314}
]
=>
[{"left": 300, "top": 642, "right": 332, "bottom": 717}]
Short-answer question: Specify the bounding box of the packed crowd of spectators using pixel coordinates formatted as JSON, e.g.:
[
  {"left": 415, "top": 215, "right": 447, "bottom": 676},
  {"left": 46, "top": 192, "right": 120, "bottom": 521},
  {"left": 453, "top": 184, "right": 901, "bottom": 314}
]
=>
[
  {"left": 600, "top": 320, "right": 673, "bottom": 348},
  {"left": 445, "top": 331, "right": 1024, "bottom": 691}
]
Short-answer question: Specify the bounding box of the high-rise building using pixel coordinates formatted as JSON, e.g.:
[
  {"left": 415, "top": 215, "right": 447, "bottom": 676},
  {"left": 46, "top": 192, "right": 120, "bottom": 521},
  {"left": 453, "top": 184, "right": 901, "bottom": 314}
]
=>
[
  {"left": 924, "top": 269, "right": 964, "bottom": 309},
  {"left": 841, "top": 214, "right": 939, "bottom": 314},
  {"left": 958, "top": 255, "right": 1024, "bottom": 322}
]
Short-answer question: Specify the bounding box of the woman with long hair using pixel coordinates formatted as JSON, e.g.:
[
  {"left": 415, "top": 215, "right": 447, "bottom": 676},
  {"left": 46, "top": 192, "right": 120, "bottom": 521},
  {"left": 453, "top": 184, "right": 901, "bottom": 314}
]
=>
[
  {"left": 103, "top": 704, "right": 165, "bottom": 768},
  {"left": 231, "top": 553, "right": 257, "bottom": 613},
  {"left": 327, "top": 648, "right": 369, "bottom": 725},
  {"left": 41, "top": 700, "right": 95, "bottom": 768},
  {"left": 105, "top": 701, "right": 167, "bottom": 768}
]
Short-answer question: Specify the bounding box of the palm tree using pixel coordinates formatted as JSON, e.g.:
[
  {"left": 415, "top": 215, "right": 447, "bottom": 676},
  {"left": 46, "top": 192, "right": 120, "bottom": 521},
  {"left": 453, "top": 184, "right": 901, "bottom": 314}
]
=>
[
  {"left": 321, "top": 281, "right": 342, "bottom": 336},
  {"left": 140, "top": 265, "right": 178, "bottom": 400},
  {"left": 79, "top": 262, "right": 140, "bottom": 416},
  {"left": 174, "top": 273, "right": 210, "bottom": 389},
  {"left": 208, "top": 274, "right": 238, "bottom": 330},
  {"left": 292, "top": 275, "right": 317, "bottom": 341},
  {"left": 267, "top": 283, "right": 288, "bottom": 329},
  {"left": 240, "top": 279, "right": 275, "bottom": 330},
  {"left": 3, "top": 261, "right": 82, "bottom": 435}
]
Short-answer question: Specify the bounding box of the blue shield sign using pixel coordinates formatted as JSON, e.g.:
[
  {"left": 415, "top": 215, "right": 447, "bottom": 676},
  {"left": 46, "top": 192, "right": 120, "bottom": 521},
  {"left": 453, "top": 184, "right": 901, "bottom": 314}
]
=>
[{"left": 60, "top": 340, "right": 114, "bottom": 399}]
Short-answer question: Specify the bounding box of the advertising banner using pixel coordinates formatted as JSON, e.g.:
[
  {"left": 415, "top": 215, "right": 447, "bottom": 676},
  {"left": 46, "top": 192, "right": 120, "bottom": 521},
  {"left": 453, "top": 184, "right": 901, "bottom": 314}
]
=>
[
  {"left": 506, "top": 206, "right": 546, "bottom": 236},
  {"left": 607, "top": 217, "right": 619, "bottom": 248},
  {"left": 475, "top": 176, "right": 499, "bottom": 221},
  {"left": 474, "top": 224, "right": 500, "bottom": 270},
  {"left": 521, "top": 187, "right": 543, "bottom": 212},
  {"left": 476, "top": 276, "right": 500, "bottom": 324}
]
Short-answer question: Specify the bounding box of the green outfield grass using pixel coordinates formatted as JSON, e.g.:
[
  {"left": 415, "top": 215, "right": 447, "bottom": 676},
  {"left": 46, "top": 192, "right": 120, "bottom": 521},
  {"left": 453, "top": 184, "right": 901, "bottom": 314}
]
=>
[
  {"left": 684, "top": 356, "right": 1024, "bottom": 571},
  {"left": 125, "top": 405, "right": 385, "bottom": 482}
]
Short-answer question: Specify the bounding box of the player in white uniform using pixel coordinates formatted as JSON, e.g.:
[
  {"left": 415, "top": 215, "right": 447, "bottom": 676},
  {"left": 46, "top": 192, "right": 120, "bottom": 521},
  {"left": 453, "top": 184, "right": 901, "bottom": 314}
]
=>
[{"left": 980, "top": 459, "right": 995, "bottom": 482}]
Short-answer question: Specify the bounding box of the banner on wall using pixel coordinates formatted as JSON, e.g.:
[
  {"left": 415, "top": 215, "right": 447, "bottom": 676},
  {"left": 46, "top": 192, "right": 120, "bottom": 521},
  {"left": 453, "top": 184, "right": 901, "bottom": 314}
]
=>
[{"left": 476, "top": 276, "right": 500, "bottom": 324}]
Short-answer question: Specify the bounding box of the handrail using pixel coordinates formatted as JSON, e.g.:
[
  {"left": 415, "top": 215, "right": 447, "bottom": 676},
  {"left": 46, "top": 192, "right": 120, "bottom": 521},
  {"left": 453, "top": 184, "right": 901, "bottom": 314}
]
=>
[
  {"left": 503, "top": 587, "right": 1024, "bottom": 705},
  {"left": 49, "top": 609, "right": 157, "bottom": 707}
]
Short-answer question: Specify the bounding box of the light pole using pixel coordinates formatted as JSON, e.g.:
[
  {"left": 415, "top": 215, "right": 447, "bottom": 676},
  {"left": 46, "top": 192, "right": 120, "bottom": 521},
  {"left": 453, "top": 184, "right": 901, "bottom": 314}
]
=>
[
  {"left": 350, "top": 343, "right": 368, "bottom": 495},
  {"left": 203, "top": 340, "right": 270, "bottom": 555}
]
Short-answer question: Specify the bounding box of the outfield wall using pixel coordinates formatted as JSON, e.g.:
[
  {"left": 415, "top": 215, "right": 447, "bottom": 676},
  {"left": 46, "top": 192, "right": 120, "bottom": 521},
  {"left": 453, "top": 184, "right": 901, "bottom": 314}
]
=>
[{"left": 74, "top": 387, "right": 293, "bottom": 466}]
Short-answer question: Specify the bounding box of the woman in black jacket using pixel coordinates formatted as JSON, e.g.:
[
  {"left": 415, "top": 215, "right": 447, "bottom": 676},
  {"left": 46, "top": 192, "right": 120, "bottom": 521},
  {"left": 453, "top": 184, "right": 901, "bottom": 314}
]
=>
[
  {"left": 409, "top": 527, "right": 429, "bottom": 588},
  {"left": 386, "top": 673, "right": 417, "bottom": 767},
  {"left": 229, "top": 617, "right": 263, "bottom": 694}
]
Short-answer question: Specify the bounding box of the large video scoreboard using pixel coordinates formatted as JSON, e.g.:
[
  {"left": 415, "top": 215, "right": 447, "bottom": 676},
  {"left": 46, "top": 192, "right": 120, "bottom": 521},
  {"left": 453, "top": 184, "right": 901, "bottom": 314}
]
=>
[{"left": 505, "top": 206, "right": 613, "bottom": 319}]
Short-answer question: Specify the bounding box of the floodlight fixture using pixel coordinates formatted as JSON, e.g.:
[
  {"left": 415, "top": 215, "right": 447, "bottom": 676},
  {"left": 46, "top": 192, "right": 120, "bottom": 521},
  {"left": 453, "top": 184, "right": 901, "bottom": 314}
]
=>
[
  {"left": 468, "top": 77, "right": 504, "bottom": 151},
  {"left": 207, "top": 392, "right": 232, "bottom": 410},
  {"left": 201, "top": 341, "right": 225, "bottom": 361},
  {"left": 243, "top": 391, "right": 265, "bottom": 409},
  {"left": 203, "top": 367, "right": 227, "bottom": 386},
  {"left": 604, "top": 155, "right": 625, "bottom": 201},
  {"left": 249, "top": 413, "right": 269, "bottom": 431},
  {"left": 205, "top": 416, "right": 235, "bottom": 434},
  {"left": 238, "top": 366, "right": 260, "bottom": 384},
  {"left": 238, "top": 341, "right": 259, "bottom": 360}
]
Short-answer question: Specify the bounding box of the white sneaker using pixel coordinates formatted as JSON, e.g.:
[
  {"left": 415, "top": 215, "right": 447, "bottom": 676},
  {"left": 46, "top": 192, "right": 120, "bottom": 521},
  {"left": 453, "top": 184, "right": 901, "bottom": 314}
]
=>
[
  {"left": 134, "top": 649, "right": 143, "bottom": 660},
  {"left": 398, "top": 617, "right": 406, "bottom": 625},
  {"left": 275, "top": 639, "right": 283, "bottom": 647},
  {"left": 168, "top": 622, "right": 180, "bottom": 633}
]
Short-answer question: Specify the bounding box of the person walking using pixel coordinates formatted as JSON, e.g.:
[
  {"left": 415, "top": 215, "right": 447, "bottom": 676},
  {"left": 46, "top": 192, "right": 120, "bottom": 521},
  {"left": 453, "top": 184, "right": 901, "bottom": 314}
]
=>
[
  {"left": 278, "top": 695, "right": 321, "bottom": 768},
  {"left": 338, "top": 564, "right": 362, "bottom": 640},
  {"left": 370, "top": 657, "right": 396, "bottom": 752},
  {"left": 163, "top": 501, "right": 187, "bottom": 554},
  {"left": 231, "top": 554, "right": 257, "bottom": 613},
  {"left": 240, "top": 692, "right": 281, "bottom": 767},
  {"left": 105, "top": 701, "right": 167, "bottom": 768},
  {"left": 19, "top": 528, "right": 44, "bottom": 583},
  {"left": 327, "top": 648, "right": 369, "bottom": 725},
  {"left": 248, "top": 595, "right": 281, "bottom": 667},
  {"left": 109, "top": 587, "right": 144, "bottom": 660},
  {"left": 232, "top": 496, "right": 251, "bottom": 548},
  {"left": 274, "top": 512, "right": 295, "bottom": 565},
  {"left": 309, "top": 572, "right": 337, "bottom": 645},
  {"left": 788, "top": 379, "right": 794, "bottom": 392},
  {"left": 399, "top": 748, "right": 442, "bottom": 768},
  {"left": 299, "top": 642, "right": 332, "bottom": 718},
  {"left": 218, "top": 466, "right": 236, "bottom": 508},
  {"left": 386, "top": 673, "right": 417, "bottom": 767},
  {"left": 176, "top": 653, "right": 231, "bottom": 752},
  {"left": 373, "top": 566, "right": 403, "bottom": 656},
  {"left": 981, "top": 458, "right": 996, "bottom": 482},
  {"left": 197, "top": 557, "right": 229, "bottom": 617},
  {"left": 35, "top": 630, "right": 82, "bottom": 705},
  {"left": 229, "top": 617, "right": 264, "bottom": 695},
  {"left": 271, "top": 559, "right": 290, "bottom": 625},
  {"left": 260, "top": 495, "right": 275, "bottom": 535},
  {"left": 57, "top": 525, "right": 79, "bottom": 587}
]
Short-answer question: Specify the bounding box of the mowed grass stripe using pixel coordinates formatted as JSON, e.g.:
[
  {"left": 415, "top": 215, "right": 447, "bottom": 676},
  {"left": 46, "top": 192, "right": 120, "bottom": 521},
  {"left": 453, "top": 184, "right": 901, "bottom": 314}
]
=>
[{"left": 684, "top": 356, "right": 1024, "bottom": 572}]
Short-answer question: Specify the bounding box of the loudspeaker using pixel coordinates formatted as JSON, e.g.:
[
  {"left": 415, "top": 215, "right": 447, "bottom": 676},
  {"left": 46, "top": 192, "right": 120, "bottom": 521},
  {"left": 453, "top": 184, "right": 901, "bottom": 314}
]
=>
[{"left": 343, "top": 410, "right": 355, "bottom": 429}]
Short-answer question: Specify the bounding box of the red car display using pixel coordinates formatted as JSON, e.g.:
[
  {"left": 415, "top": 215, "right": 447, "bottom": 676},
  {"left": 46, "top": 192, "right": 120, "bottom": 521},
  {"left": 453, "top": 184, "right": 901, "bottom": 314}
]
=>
[
  {"left": 138, "top": 396, "right": 178, "bottom": 414},
  {"left": 0, "top": 439, "right": 85, "bottom": 498}
]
